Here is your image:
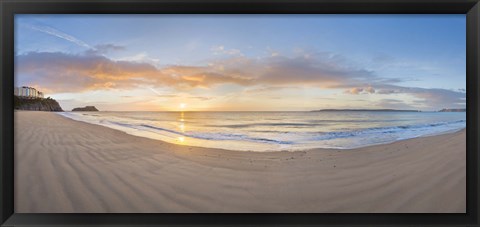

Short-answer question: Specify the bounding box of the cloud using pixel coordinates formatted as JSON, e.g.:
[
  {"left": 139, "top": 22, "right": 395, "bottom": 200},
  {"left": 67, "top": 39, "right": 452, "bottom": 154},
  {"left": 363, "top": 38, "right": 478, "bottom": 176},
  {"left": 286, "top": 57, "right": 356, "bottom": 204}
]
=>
[
  {"left": 25, "top": 24, "right": 92, "bottom": 49},
  {"left": 375, "top": 99, "right": 416, "bottom": 110},
  {"left": 211, "top": 45, "right": 243, "bottom": 56},
  {"left": 190, "top": 96, "right": 214, "bottom": 101},
  {"left": 24, "top": 23, "right": 126, "bottom": 56},
  {"left": 376, "top": 89, "right": 398, "bottom": 94},
  {"left": 405, "top": 87, "right": 465, "bottom": 109},
  {"left": 242, "top": 86, "right": 299, "bottom": 94},
  {"left": 86, "top": 44, "right": 126, "bottom": 55},
  {"left": 16, "top": 52, "right": 163, "bottom": 92},
  {"left": 16, "top": 50, "right": 465, "bottom": 110},
  {"left": 372, "top": 85, "right": 466, "bottom": 109},
  {"left": 365, "top": 86, "right": 375, "bottom": 94},
  {"left": 271, "top": 52, "right": 280, "bottom": 57},
  {"left": 116, "top": 52, "right": 160, "bottom": 65},
  {"left": 17, "top": 51, "right": 382, "bottom": 93},
  {"left": 343, "top": 83, "right": 465, "bottom": 109},
  {"left": 146, "top": 88, "right": 213, "bottom": 101},
  {"left": 211, "top": 45, "right": 225, "bottom": 52},
  {"left": 345, "top": 87, "right": 364, "bottom": 95},
  {"left": 344, "top": 86, "right": 375, "bottom": 95},
  {"left": 16, "top": 51, "right": 254, "bottom": 93}
]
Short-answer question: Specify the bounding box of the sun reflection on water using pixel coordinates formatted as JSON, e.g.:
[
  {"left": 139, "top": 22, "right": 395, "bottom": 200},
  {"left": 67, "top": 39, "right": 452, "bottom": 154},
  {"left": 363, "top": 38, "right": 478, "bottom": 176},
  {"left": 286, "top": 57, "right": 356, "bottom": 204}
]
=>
[
  {"left": 177, "top": 111, "right": 187, "bottom": 145},
  {"left": 177, "top": 136, "right": 185, "bottom": 143}
]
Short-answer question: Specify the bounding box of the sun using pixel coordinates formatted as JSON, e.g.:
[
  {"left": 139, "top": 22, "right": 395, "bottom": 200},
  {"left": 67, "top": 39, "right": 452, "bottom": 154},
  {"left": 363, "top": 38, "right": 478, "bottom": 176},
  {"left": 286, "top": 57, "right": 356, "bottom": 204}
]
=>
[{"left": 179, "top": 103, "right": 186, "bottom": 109}]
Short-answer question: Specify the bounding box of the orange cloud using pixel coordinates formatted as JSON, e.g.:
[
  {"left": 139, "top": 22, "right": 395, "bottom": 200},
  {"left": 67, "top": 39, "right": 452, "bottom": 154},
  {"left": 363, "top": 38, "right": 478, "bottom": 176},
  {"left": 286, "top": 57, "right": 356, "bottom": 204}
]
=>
[
  {"left": 16, "top": 51, "right": 465, "bottom": 109},
  {"left": 344, "top": 86, "right": 375, "bottom": 95}
]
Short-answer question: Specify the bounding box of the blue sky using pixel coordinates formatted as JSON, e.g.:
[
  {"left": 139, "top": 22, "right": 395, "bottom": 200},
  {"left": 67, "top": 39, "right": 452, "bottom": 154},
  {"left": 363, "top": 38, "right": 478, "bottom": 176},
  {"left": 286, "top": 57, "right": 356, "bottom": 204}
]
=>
[{"left": 15, "top": 15, "right": 466, "bottom": 111}]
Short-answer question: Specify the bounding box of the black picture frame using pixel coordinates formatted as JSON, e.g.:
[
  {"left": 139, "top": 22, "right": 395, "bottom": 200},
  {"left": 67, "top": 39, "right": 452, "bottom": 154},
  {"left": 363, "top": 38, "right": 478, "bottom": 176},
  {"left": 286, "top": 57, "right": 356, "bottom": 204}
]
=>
[{"left": 1, "top": 0, "right": 479, "bottom": 226}]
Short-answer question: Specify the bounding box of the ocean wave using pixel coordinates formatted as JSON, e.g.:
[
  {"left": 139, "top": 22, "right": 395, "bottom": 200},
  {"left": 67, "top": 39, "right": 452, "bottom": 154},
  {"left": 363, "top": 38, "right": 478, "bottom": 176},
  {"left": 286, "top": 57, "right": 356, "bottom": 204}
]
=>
[
  {"left": 101, "top": 121, "right": 293, "bottom": 145},
  {"left": 206, "top": 122, "right": 324, "bottom": 128},
  {"left": 88, "top": 118, "right": 466, "bottom": 145},
  {"left": 58, "top": 112, "right": 466, "bottom": 150},
  {"left": 310, "top": 119, "right": 466, "bottom": 141},
  {"left": 205, "top": 119, "right": 416, "bottom": 128},
  {"left": 307, "top": 119, "right": 405, "bottom": 123}
]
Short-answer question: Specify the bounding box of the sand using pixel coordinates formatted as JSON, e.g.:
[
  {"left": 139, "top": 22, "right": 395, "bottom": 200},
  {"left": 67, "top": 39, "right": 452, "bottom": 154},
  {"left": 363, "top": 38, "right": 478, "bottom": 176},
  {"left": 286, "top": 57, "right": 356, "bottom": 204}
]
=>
[{"left": 14, "top": 111, "right": 466, "bottom": 213}]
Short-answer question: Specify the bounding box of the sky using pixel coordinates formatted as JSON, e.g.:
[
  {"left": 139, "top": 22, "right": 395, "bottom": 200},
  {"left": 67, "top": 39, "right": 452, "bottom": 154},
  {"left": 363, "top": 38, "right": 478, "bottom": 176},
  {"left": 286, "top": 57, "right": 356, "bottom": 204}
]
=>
[{"left": 15, "top": 15, "right": 466, "bottom": 111}]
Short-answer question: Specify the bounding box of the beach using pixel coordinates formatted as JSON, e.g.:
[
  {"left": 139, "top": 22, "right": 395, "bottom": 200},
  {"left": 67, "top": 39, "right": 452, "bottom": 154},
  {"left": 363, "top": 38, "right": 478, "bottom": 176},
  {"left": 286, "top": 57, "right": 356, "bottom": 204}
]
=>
[{"left": 14, "top": 111, "right": 466, "bottom": 213}]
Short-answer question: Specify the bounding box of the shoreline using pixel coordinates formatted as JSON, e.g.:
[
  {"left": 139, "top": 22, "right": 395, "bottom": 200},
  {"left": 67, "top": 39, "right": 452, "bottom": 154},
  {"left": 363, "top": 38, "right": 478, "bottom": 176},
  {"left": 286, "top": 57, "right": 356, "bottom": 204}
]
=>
[
  {"left": 56, "top": 111, "right": 466, "bottom": 152},
  {"left": 15, "top": 111, "right": 466, "bottom": 212}
]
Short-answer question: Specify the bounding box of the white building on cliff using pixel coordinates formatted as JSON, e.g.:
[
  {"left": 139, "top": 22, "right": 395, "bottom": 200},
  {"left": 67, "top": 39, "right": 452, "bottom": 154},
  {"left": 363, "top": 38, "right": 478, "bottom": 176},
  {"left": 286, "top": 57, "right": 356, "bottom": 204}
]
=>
[{"left": 14, "top": 86, "right": 44, "bottom": 98}]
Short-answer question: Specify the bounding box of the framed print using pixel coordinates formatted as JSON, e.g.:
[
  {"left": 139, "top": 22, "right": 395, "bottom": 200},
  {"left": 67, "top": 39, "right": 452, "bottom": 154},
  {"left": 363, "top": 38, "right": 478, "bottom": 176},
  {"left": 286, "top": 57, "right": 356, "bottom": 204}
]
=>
[{"left": 1, "top": 0, "right": 479, "bottom": 226}]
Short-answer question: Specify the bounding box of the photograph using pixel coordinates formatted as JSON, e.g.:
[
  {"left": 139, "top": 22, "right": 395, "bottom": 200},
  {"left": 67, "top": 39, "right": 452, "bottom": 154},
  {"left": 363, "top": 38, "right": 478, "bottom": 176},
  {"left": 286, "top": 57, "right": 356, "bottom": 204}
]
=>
[{"left": 13, "top": 14, "right": 466, "bottom": 213}]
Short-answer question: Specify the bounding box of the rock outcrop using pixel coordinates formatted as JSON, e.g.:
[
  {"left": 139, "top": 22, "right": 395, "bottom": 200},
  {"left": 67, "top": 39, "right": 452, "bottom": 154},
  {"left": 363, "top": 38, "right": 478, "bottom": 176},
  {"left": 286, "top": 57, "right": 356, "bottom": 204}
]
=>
[
  {"left": 72, "top": 106, "right": 99, "bottom": 111},
  {"left": 14, "top": 96, "right": 63, "bottom": 112}
]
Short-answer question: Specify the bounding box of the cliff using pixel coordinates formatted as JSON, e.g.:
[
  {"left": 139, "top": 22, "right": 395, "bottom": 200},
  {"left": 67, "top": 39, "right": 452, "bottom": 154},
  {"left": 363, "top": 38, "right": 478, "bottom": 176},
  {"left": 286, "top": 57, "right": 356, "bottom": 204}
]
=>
[
  {"left": 72, "top": 106, "right": 99, "bottom": 111},
  {"left": 14, "top": 96, "right": 63, "bottom": 112}
]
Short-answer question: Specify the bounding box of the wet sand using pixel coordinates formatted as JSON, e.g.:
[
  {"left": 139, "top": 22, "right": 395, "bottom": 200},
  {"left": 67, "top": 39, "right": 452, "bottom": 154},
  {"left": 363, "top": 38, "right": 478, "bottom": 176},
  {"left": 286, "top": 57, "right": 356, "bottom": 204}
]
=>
[{"left": 14, "top": 111, "right": 466, "bottom": 213}]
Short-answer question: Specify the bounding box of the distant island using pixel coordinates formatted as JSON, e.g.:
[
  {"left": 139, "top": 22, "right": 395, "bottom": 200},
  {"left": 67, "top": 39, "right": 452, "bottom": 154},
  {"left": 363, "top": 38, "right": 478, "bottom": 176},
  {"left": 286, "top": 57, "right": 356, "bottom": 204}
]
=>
[
  {"left": 438, "top": 108, "right": 466, "bottom": 112},
  {"left": 72, "top": 106, "right": 99, "bottom": 111},
  {"left": 312, "top": 109, "right": 421, "bottom": 112}
]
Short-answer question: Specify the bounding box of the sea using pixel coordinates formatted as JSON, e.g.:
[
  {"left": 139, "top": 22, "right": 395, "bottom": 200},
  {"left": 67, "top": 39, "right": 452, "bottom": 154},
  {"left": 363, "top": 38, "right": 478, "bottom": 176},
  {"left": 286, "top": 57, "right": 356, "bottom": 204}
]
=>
[{"left": 58, "top": 111, "right": 466, "bottom": 152}]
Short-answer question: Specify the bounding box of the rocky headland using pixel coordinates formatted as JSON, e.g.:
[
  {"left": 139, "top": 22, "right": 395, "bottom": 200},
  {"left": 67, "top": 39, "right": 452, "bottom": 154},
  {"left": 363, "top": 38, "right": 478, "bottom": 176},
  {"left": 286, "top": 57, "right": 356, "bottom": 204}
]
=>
[{"left": 14, "top": 96, "right": 63, "bottom": 112}]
